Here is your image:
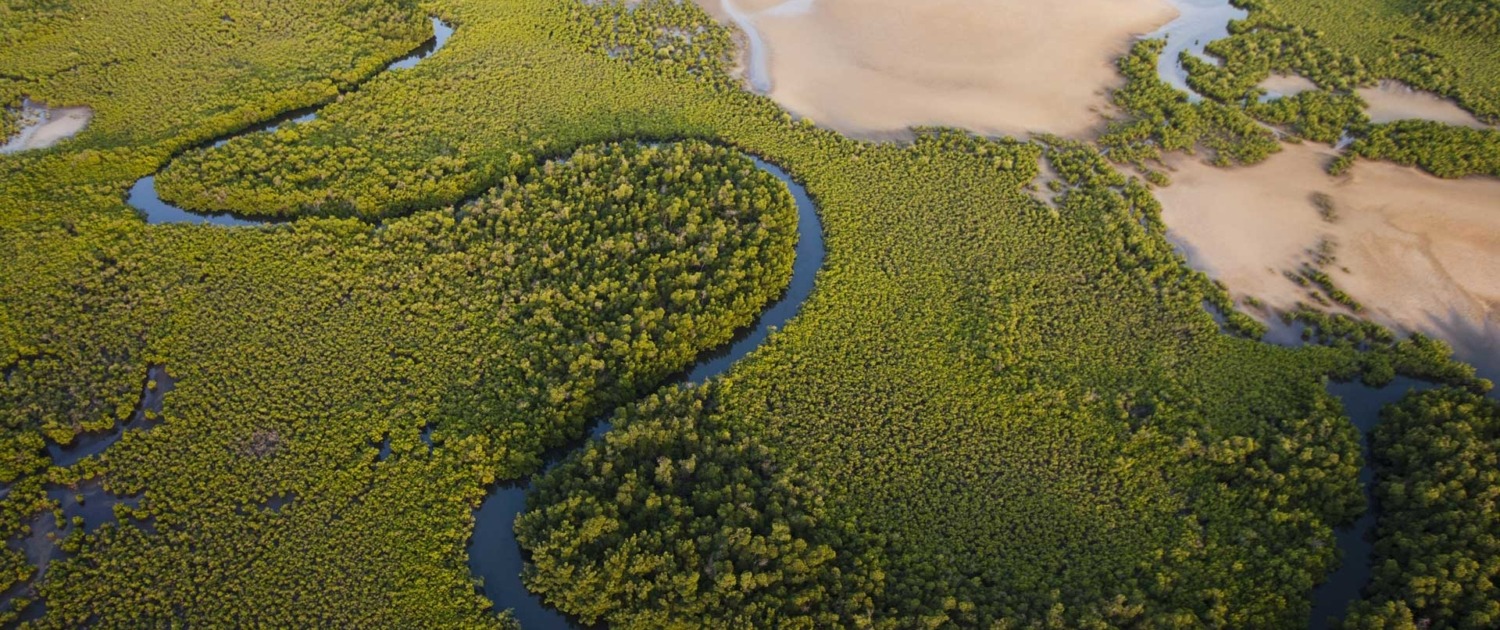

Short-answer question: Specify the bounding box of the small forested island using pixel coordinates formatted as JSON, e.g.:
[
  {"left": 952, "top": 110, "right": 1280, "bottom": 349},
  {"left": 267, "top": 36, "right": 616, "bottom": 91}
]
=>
[{"left": 1, "top": 0, "right": 1497, "bottom": 628}]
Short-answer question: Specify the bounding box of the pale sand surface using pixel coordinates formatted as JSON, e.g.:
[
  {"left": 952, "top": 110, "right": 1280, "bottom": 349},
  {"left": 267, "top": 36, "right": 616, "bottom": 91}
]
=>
[
  {"left": 1156, "top": 143, "right": 1500, "bottom": 375},
  {"left": 1258, "top": 74, "right": 1317, "bottom": 101},
  {"left": 1, "top": 103, "right": 91, "bottom": 153},
  {"left": 694, "top": 0, "right": 1178, "bottom": 139},
  {"left": 1357, "top": 81, "right": 1494, "bottom": 129}
]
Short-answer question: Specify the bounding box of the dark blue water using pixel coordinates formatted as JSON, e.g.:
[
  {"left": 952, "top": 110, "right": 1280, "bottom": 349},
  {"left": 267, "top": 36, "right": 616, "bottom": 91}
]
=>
[
  {"left": 130, "top": 17, "right": 453, "bottom": 227},
  {"left": 47, "top": 480, "right": 143, "bottom": 535},
  {"left": 45, "top": 365, "right": 173, "bottom": 468},
  {"left": 1309, "top": 377, "right": 1436, "bottom": 629},
  {"left": 466, "top": 156, "right": 824, "bottom": 629},
  {"left": 128, "top": 176, "right": 267, "bottom": 227},
  {"left": 386, "top": 18, "right": 454, "bottom": 71}
]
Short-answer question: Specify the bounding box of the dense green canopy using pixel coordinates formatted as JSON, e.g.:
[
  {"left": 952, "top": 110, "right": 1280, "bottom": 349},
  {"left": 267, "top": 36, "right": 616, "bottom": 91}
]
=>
[
  {"left": 0, "top": 0, "right": 1490, "bottom": 627},
  {"left": 1343, "top": 388, "right": 1500, "bottom": 629}
]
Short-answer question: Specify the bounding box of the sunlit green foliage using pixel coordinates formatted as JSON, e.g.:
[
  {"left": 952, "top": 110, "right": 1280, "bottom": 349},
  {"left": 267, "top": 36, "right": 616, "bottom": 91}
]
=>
[
  {"left": 1249, "top": 90, "right": 1369, "bottom": 144},
  {"left": 1240, "top": 0, "right": 1500, "bottom": 122},
  {"left": 0, "top": 1, "right": 796, "bottom": 619},
  {"left": 3, "top": 137, "right": 794, "bottom": 626},
  {"left": 0, "top": 0, "right": 429, "bottom": 152},
  {"left": 1341, "top": 388, "right": 1500, "bottom": 629},
  {"left": 1141, "top": 0, "right": 1500, "bottom": 178},
  {"left": 151, "top": 0, "right": 742, "bottom": 219},
  {"left": 1419, "top": 0, "right": 1500, "bottom": 36},
  {"left": 1101, "top": 40, "right": 1280, "bottom": 169},
  {"left": 1335, "top": 120, "right": 1500, "bottom": 178},
  {"left": 0, "top": 0, "right": 1487, "bottom": 626}
]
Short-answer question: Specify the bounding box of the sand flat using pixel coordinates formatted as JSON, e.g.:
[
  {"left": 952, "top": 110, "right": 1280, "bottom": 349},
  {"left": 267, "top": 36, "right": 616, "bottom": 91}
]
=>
[
  {"left": 1258, "top": 74, "right": 1317, "bottom": 101},
  {"left": 1156, "top": 143, "right": 1500, "bottom": 375},
  {"left": 1, "top": 103, "right": 91, "bottom": 153},
  {"left": 695, "top": 0, "right": 1178, "bottom": 139},
  {"left": 1357, "top": 81, "right": 1494, "bottom": 129}
]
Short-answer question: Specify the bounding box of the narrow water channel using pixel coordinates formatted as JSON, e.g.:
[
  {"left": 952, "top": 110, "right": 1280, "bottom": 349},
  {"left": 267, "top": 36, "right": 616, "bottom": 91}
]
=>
[
  {"left": 100, "top": 3, "right": 1493, "bottom": 626},
  {"left": 45, "top": 365, "right": 173, "bottom": 468},
  {"left": 713, "top": 0, "right": 773, "bottom": 94},
  {"left": 465, "top": 156, "right": 823, "bottom": 628},
  {"left": 128, "top": 16, "right": 453, "bottom": 225},
  {"left": 1145, "top": 0, "right": 1246, "bottom": 100},
  {"left": 1308, "top": 377, "right": 1436, "bottom": 629},
  {"left": 114, "top": 12, "right": 824, "bottom": 624}
]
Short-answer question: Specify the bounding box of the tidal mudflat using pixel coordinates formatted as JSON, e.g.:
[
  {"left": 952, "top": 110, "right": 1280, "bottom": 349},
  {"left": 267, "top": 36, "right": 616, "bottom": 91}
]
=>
[
  {"left": 0, "top": 100, "right": 91, "bottom": 153},
  {"left": 1156, "top": 142, "right": 1500, "bottom": 378},
  {"left": 693, "top": 0, "right": 1177, "bottom": 139}
]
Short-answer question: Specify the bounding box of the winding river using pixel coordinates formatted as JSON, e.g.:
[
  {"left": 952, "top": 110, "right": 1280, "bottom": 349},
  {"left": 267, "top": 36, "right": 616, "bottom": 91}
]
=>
[
  {"left": 1146, "top": 0, "right": 1246, "bottom": 100},
  {"left": 100, "top": 3, "right": 1489, "bottom": 627},
  {"left": 118, "top": 12, "right": 826, "bottom": 628},
  {"left": 129, "top": 17, "right": 453, "bottom": 226},
  {"left": 467, "top": 156, "right": 821, "bottom": 629}
]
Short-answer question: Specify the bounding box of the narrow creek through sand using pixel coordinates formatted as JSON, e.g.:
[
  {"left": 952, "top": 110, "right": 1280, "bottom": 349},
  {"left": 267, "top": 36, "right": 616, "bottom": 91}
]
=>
[{"left": 1146, "top": 0, "right": 1246, "bottom": 100}]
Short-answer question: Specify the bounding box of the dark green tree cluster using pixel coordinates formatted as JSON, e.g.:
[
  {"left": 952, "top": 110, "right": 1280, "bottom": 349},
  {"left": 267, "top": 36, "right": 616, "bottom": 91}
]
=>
[
  {"left": 427, "top": 140, "right": 799, "bottom": 456},
  {"left": 1419, "top": 0, "right": 1500, "bottom": 36},
  {"left": 1335, "top": 120, "right": 1500, "bottom": 178},
  {"left": 1100, "top": 40, "right": 1280, "bottom": 170},
  {"left": 0, "top": 0, "right": 1486, "bottom": 626},
  {"left": 1280, "top": 308, "right": 1488, "bottom": 389},
  {"left": 517, "top": 383, "right": 888, "bottom": 628},
  {"left": 1341, "top": 388, "right": 1500, "bottom": 629}
]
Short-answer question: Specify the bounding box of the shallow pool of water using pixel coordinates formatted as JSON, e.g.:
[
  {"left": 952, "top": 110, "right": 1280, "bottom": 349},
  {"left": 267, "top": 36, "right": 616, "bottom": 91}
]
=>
[
  {"left": 1309, "top": 377, "right": 1437, "bottom": 629},
  {"left": 0, "top": 99, "right": 92, "bottom": 154},
  {"left": 1357, "top": 80, "right": 1495, "bottom": 129},
  {"left": 1146, "top": 0, "right": 1246, "bottom": 100}
]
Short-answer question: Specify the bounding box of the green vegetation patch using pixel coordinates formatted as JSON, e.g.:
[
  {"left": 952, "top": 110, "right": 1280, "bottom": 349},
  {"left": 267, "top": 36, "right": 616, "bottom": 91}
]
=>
[
  {"left": 1107, "top": 0, "right": 1500, "bottom": 180},
  {"left": 1243, "top": 0, "right": 1500, "bottom": 122},
  {"left": 1342, "top": 388, "right": 1500, "bottom": 629},
  {"left": 0, "top": 0, "right": 1489, "bottom": 626}
]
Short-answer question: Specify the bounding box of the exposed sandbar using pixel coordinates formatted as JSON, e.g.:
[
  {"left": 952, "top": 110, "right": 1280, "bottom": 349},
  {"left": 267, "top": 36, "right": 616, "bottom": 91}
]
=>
[
  {"left": 1357, "top": 81, "right": 1494, "bottom": 129},
  {"left": 1155, "top": 143, "right": 1500, "bottom": 376},
  {"left": 694, "top": 0, "right": 1178, "bottom": 139}
]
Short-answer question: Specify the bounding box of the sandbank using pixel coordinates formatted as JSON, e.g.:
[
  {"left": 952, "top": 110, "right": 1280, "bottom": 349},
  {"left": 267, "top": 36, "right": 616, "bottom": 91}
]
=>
[{"left": 694, "top": 0, "right": 1178, "bottom": 139}]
